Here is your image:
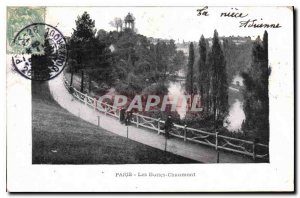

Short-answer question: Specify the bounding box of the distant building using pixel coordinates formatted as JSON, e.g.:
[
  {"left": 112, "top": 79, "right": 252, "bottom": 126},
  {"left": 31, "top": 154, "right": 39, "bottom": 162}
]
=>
[
  {"left": 147, "top": 37, "right": 172, "bottom": 45},
  {"left": 176, "top": 45, "right": 189, "bottom": 56},
  {"left": 207, "top": 36, "right": 252, "bottom": 47},
  {"left": 175, "top": 42, "right": 191, "bottom": 56},
  {"left": 174, "top": 36, "right": 252, "bottom": 56}
]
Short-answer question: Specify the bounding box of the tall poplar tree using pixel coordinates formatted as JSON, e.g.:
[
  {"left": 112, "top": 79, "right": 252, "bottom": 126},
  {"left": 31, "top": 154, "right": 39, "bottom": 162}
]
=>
[
  {"left": 198, "top": 35, "right": 209, "bottom": 113},
  {"left": 242, "top": 31, "right": 269, "bottom": 142},
  {"left": 207, "top": 30, "right": 228, "bottom": 123},
  {"left": 186, "top": 42, "right": 195, "bottom": 95}
]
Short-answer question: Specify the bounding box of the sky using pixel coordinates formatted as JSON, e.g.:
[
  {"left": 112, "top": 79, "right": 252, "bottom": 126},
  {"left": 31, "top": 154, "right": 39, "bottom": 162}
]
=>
[{"left": 45, "top": 7, "right": 290, "bottom": 42}]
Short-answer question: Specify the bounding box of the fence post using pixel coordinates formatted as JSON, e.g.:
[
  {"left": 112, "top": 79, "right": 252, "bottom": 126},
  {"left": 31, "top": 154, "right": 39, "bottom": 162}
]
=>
[
  {"left": 157, "top": 118, "right": 161, "bottom": 134},
  {"left": 136, "top": 114, "right": 139, "bottom": 128},
  {"left": 104, "top": 103, "right": 107, "bottom": 115},
  {"left": 126, "top": 126, "right": 128, "bottom": 138},
  {"left": 184, "top": 125, "right": 187, "bottom": 142},
  {"left": 94, "top": 98, "right": 97, "bottom": 111},
  {"left": 215, "top": 132, "right": 219, "bottom": 150},
  {"left": 84, "top": 94, "right": 87, "bottom": 105},
  {"left": 97, "top": 115, "right": 100, "bottom": 127},
  {"left": 252, "top": 140, "right": 257, "bottom": 161},
  {"left": 164, "top": 136, "right": 167, "bottom": 152},
  {"left": 117, "top": 108, "right": 120, "bottom": 118}
]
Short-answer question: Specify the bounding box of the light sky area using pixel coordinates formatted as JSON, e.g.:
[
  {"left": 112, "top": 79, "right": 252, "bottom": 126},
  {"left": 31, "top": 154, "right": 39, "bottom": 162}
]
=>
[{"left": 45, "top": 7, "right": 290, "bottom": 42}]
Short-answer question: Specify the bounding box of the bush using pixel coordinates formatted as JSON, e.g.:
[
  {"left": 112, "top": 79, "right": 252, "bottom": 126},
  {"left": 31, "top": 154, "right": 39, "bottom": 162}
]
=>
[
  {"left": 94, "top": 82, "right": 110, "bottom": 96},
  {"left": 115, "top": 82, "right": 136, "bottom": 99},
  {"left": 142, "top": 83, "right": 168, "bottom": 96}
]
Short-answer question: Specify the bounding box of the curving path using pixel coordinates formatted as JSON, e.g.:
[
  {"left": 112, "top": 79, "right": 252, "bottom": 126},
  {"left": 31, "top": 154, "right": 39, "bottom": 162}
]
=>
[{"left": 48, "top": 74, "right": 254, "bottom": 163}]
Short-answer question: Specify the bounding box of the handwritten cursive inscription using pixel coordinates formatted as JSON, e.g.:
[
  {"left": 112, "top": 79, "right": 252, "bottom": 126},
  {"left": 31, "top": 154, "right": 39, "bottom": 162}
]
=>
[
  {"left": 220, "top": 8, "right": 248, "bottom": 18},
  {"left": 197, "top": 7, "right": 282, "bottom": 28},
  {"left": 239, "top": 19, "right": 282, "bottom": 28},
  {"left": 197, "top": 6, "right": 209, "bottom": 16}
]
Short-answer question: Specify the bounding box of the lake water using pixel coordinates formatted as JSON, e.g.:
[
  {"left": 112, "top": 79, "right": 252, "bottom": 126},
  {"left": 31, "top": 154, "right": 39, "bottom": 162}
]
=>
[
  {"left": 224, "top": 99, "right": 245, "bottom": 132},
  {"left": 167, "top": 80, "right": 187, "bottom": 119},
  {"left": 224, "top": 75, "right": 245, "bottom": 132},
  {"left": 167, "top": 74, "right": 245, "bottom": 132}
]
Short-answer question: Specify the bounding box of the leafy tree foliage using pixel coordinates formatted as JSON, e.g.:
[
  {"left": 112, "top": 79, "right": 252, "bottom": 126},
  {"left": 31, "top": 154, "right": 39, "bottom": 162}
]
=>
[
  {"left": 109, "top": 17, "right": 123, "bottom": 32},
  {"left": 68, "top": 12, "right": 112, "bottom": 93},
  {"left": 67, "top": 12, "right": 187, "bottom": 116},
  {"left": 242, "top": 31, "right": 269, "bottom": 143},
  {"left": 73, "top": 11, "right": 96, "bottom": 40},
  {"left": 102, "top": 30, "right": 186, "bottom": 99},
  {"left": 185, "top": 42, "right": 195, "bottom": 95},
  {"left": 197, "top": 35, "right": 209, "bottom": 114},
  {"left": 223, "top": 37, "right": 252, "bottom": 83},
  {"left": 207, "top": 30, "right": 228, "bottom": 123}
]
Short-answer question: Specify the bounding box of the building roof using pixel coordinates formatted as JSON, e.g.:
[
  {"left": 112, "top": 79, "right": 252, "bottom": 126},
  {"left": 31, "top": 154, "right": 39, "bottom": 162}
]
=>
[{"left": 124, "top": 13, "right": 135, "bottom": 22}]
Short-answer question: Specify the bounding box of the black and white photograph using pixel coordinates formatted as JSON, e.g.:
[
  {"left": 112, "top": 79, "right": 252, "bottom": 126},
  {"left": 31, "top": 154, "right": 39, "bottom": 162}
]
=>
[{"left": 5, "top": 3, "right": 294, "bottom": 192}]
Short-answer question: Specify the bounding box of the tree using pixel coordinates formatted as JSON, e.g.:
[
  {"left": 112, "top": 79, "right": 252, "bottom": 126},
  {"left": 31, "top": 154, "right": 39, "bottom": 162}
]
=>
[
  {"left": 186, "top": 42, "right": 195, "bottom": 95},
  {"left": 223, "top": 37, "right": 252, "bottom": 84},
  {"left": 208, "top": 30, "right": 228, "bottom": 124},
  {"left": 109, "top": 17, "right": 123, "bottom": 32},
  {"left": 172, "top": 50, "right": 186, "bottom": 73},
  {"left": 242, "top": 31, "right": 269, "bottom": 143},
  {"left": 263, "top": 30, "right": 268, "bottom": 61},
  {"left": 96, "top": 29, "right": 108, "bottom": 44},
  {"left": 31, "top": 34, "right": 53, "bottom": 80},
  {"left": 197, "top": 35, "right": 209, "bottom": 113},
  {"left": 68, "top": 12, "right": 114, "bottom": 93},
  {"left": 68, "top": 11, "right": 96, "bottom": 92},
  {"left": 73, "top": 12, "right": 96, "bottom": 40}
]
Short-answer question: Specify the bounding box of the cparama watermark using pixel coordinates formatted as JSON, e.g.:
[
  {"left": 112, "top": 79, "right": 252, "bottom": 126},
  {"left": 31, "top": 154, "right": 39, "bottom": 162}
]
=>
[{"left": 97, "top": 94, "right": 203, "bottom": 112}]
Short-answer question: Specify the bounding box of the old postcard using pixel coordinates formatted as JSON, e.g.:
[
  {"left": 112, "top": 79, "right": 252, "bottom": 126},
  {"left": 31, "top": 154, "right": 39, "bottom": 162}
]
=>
[{"left": 6, "top": 4, "right": 294, "bottom": 192}]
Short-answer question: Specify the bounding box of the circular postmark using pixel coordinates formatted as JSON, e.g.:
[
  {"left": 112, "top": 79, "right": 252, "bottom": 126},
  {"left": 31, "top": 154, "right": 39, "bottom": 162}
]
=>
[{"left": 12, "top": 23, "right": 68, "bottom": 81}]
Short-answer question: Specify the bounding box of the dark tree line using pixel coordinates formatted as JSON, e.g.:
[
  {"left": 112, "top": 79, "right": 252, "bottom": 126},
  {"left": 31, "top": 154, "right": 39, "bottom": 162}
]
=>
[
  {"left": 185, "top": 42, "right": 194, "bottom": 95},
  {"left": 68, "top": 12, "right": 113, "bottom": 93},
  {"left": 111, "top": 32, "right": 185, "bottom": 98},
  {"left": 185, "top": 30, "right": 269, "bottom": 142},
  {"left": 209, "top": 30, "right": 228, "bottom": 122},
  {"left": 223, "top": 37, "right": 252, "bottom": 83},
  {"left": 67, "top": 11, "right": 186, "bottom": 97},
  {"left": 185, "top": 30, "right": 228, "bottom": 127},
  {"left": 242, "top": 31, "right": 269, "bottom": 143}
]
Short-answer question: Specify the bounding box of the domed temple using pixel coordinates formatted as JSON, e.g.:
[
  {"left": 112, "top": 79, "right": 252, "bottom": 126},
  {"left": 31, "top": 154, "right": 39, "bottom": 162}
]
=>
[{"left": 124, "top": 12, "right": 135, "bottom": 31}]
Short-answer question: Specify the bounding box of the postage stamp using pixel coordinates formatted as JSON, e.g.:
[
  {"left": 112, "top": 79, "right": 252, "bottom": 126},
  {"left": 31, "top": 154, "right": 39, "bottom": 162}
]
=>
[
  {"left": 7, "top": 7, "right": 45, "bottom": 54},
  {"left": 5, "top": 5, "right": 294, "bottom": 192}
]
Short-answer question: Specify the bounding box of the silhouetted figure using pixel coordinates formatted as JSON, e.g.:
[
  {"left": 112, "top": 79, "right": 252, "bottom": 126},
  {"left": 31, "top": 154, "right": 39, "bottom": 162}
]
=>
[
  {"left": 119, "top": 108, "right": 126, "bottom": 124},
  {"left": 164, "top": 115, "right": 173, "bottom": 139},
  {"left": 125, "top": 110, "right": 133, "bottom": 126}
]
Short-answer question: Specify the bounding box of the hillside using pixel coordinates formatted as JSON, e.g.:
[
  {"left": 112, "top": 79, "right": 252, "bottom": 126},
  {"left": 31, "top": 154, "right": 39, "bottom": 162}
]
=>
[{"left": 32, "top": 81, "right": 196, "bottom": 164}]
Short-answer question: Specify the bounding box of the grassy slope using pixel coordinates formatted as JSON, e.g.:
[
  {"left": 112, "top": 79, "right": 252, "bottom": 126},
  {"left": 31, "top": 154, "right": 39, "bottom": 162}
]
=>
[{"left": 32, "top": 81, "right": 196, "bottom": 164}]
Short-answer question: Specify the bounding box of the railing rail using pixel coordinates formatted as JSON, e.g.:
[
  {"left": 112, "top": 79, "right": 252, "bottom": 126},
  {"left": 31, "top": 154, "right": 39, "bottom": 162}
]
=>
[{"left": 63, "top": 76, "right": 269, "bottom": 161}]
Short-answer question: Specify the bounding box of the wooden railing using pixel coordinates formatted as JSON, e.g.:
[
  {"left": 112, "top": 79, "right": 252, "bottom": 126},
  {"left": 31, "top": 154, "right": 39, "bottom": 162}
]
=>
[{"left": 63, "top": 76, "right": 269, "bottom": 161}]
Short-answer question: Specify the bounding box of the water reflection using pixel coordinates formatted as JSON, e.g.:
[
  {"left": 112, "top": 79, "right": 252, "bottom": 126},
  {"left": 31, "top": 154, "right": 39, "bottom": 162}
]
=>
[
  {"left": 224, "top": 75, "right": 245, "bottom": 132},
  {"left": 167, "top": 81, "right": 187, "bottom": 119},
  {"left": 167, "top": 74, "right": 246, "bottom": 132},
  {"left": 224, "top": 99, "right": 245, "bottom": 132}
]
